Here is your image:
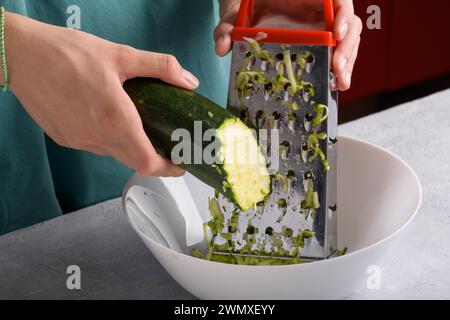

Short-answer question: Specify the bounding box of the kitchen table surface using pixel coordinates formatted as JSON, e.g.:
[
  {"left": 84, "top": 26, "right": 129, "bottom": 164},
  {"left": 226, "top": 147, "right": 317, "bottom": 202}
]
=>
[{"left": 1, "top": 90, "right": 449, "bottom": 300}]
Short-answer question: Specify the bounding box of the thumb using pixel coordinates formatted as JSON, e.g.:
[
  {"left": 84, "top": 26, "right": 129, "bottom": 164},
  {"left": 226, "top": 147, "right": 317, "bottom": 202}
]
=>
[
  {"left": 214, "top": 21, "right": 234, "bottom": 57},
  {"left": 126, "top": 49, "right": 199, "bottom": 90},
  {"left": 214, "top": 0, "right": 241, "bottom": 57}
]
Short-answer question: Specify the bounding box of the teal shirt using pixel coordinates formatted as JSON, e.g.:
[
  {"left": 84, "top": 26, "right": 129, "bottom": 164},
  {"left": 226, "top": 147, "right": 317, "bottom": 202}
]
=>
[{"left": 0, "top": 0, "right": 230, "bottom": 234}]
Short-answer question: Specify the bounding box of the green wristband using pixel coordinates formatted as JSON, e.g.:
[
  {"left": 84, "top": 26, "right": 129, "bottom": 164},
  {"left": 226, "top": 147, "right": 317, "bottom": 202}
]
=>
[{"left": 0, "top": 7, "right": 8, "bottom": 92}]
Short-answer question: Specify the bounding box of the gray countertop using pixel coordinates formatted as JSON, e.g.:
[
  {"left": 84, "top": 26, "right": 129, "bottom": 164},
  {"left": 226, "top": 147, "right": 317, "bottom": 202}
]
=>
[{"left": 1, "top": 89, "right": 449, "bottom": 300}]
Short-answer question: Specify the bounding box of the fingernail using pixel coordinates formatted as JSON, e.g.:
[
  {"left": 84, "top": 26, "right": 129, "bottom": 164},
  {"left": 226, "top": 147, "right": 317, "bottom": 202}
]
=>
[
  {"left": 330, "top": 77, "right": 338, "bottom": 91},
  {"left": 216, "top": 35, "right": 230, "bottom": 56},
  {"left": 339, "top": 22, "right": 349, "bottom": 39},
  {"left": 182, "top": 69, "right": 199, "bottom": 87},
  {"left": 344, "top": 72, "right": 352, "bottom": 86},
  {"left": 339, "top": 57, "right": 349, "bottom": 71}
]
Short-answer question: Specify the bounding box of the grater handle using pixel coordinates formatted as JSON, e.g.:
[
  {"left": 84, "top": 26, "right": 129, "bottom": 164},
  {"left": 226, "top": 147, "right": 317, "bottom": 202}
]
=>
[
  {"left": 235, "top": 0, "right": 335, "bottom": 32},
  {"left": 235, "top": 0, "right": 255, "bottom": 29},
  {"left": 323, "top": 0, "right": 335, "bottom": 32}
]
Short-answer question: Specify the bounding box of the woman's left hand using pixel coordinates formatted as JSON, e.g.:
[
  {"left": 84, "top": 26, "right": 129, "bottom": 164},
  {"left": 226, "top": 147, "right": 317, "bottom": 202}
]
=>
[{"left": 214, "top": 0, "right": 362, "bottom": 91}]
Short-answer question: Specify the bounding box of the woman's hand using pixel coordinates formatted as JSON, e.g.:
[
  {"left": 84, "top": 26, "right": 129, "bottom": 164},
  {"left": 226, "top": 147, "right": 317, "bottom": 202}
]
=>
[
  {"left": 214, "top": 0, "right": 362, "bottom": 91},
  {"left": 3, "top": 12, "right": 200, "bottom": 177}
]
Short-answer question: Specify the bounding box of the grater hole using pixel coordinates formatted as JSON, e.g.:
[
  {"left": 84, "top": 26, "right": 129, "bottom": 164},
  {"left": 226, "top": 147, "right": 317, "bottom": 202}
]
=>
[
  {"left": 275, "top": 53, "right": 284, "bottom": 61},
  {"left": 287, "top": 170, "right": 296, "bottom": 179},
  {"left": 240, "top": 108, "right": 249, "bottom": 122},
  {"left": 304, "top": 113, "right": 314, "bottom": 122},
  {"left": 329, "top": 137, "right": 338, "bottom": 145},
  {"left": 301, "top": 143, "right": 310, "bottom": 163},
  {"left": 265, "top": 227, "right": 274, "bottom": 236},
  {"left": 288, "top": 112, "right": 297, "bottom": 131},
  {"left": 284, "top": 227, "right": 293, "bottom": 238},
  {"left": 247, "top": 225, "right": 256, "bottom": 235},
  {"left": 264, "top": 83, "right": 273, "bottom": 91},
  {"left": 280, "top": 141, "right": 290, "bottom": 160},
  {"left": 304, "top": 171, "right": 315, "bottom": 181},
  {"left": 272, "top": 111, "right": 281, "bottom": 129},
  {"left": 287, "top": 170, "right": 296, "bottom": 189},
  {"left": 256, "top": 110, "right": 265, "bottom": 127},
  {"left": 273, "top": 111, "right": 281, "bottom": 120},
  {"left": 302, "top": 87, "right": 312, "bottom": 102},
  {"left": 263, "top": 83, "right": 273, "bottom": 101},
  {"left": 328, "top": 205, "right": 337, "bottom": 220},
  {"left": 278, "top": 198, "right": 287, "bottom": 208},
  {"left": 305, "top": 54, "right": 316, "bottom": 74},
  {"left": 304, "top": 113, "right": 313, "bottom": 131}
]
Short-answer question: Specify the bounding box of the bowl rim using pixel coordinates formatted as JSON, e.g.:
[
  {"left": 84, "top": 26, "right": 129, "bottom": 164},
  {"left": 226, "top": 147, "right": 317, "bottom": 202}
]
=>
[{"left": 124, "top": 135, "right": 423, "bottom": 269}]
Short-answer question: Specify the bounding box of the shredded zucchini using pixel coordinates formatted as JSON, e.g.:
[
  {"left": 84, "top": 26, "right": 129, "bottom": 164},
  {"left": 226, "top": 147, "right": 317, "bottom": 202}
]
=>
[
  {"left": 301, "top": 179, "right": 320, "bottom": 219},
  {"left": 207, "top": 198, "right": 224, "bottom": 236},
  {"left": 292, "top": 230, "right": 315, "bottom": 248},
  {"left": 189, "top": 38, "right": 333, "bottom": 266},
  {"left": 311, "top": 104, "right": 329, "bottom": 129},
  {"left": 307, "top": 132, "right": 330, "bottom": 171}
]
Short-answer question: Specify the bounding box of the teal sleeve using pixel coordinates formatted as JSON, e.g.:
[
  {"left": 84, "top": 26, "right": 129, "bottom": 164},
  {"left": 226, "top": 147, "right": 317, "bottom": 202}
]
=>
[{"left": 0, "top": 0, "right": 231, "bottom": 234}]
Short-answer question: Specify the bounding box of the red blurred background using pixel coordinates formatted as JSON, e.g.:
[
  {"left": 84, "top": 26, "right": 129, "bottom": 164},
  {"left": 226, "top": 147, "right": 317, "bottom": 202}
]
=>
[{"left": 341, "top": 0, "right": 450, "bottom": 108}]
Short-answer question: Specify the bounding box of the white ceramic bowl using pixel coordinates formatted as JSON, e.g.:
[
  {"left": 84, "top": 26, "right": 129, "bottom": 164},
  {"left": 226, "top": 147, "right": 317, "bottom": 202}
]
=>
[{"left": 122, "top": 136, "right": 422, "bottom": 299}]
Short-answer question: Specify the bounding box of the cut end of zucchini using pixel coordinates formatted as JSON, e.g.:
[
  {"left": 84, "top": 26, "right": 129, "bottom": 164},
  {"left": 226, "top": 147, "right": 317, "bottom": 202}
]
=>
[
  {"left": 124, "top": 78, "right": 271, "bottom": 212},
  {"left": 216, "top": 118, "right": 271, "bottom": 211}
]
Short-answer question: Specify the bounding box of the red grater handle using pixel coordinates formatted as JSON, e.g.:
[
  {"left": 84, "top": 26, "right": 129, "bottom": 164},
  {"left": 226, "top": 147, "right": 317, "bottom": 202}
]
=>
[
  {"left": 233, "top": 0, "right": 336, "bottom": 46},
  {"left": 323, "top": 0, "right": 335, "bottom": 32},
  {"left": 235, "top": 0, "right": 255, "bottom": 29}
]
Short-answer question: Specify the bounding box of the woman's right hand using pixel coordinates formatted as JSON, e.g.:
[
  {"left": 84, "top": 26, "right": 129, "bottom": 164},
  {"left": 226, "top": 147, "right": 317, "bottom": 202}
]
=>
[{"left": 3, "top": 12, "right": 200, "bottom": 177}]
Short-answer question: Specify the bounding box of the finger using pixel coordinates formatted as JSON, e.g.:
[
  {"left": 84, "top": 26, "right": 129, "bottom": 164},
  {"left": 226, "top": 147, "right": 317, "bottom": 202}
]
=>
[
  {"left": 333, "top": 16, "right": 363, "bottom": 91},
  {"left": 113, "top": 117, "right": 185, "bottom": 177},
  {"left": 214, "top": 22, "right": 234, "bottom": 57},
  {"left": 336, "top": 42, "right": 359, "bottom": 91},
  {"left": 214, "top": 0, "right": 240, "bottom": 57},
  {"left": 333, "top": 0, "right": 355, "bottom": 41},
  {"left": 218, "top": 0, "right": 241, "bottom": 27},
  {"left": 347, "top": 35, "right": 361, "bottom": 75},
  {"left": 131, "top": 138, "right": 186, "bottom": 177},
  {"left": 105, "top": 86, "right": 185, "bottom": 177},
  {"left": 125, "top": 49, "right": 199, "bottom": 90}
]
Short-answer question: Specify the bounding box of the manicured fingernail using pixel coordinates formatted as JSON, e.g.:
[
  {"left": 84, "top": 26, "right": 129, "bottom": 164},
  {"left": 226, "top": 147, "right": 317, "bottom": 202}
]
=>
[
  {"left": 182, "top": 69, "right": 199, "bottom": 87},
  {"left": 339, "top": 57, "right": 349, "bottom": 71},
  {"left": 339, "top": 22, "right": 349, "bottom": 39}
]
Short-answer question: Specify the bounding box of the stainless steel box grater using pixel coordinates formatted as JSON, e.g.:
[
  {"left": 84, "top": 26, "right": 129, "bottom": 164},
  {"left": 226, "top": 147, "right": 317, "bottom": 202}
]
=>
[{"left": 214, "top": 0, "right": 338, "bottom": 261}]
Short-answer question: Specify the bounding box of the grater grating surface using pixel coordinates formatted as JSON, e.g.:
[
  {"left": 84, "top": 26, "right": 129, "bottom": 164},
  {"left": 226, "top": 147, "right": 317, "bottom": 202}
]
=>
[{"left": 210, "top": 0, "right": 338, "bottom": 262}]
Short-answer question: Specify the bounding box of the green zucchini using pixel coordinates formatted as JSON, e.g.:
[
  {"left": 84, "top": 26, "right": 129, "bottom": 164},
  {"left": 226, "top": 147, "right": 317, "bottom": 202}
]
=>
[{"left": 124, "top": 78, "right": 271, "bottom": 211}]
